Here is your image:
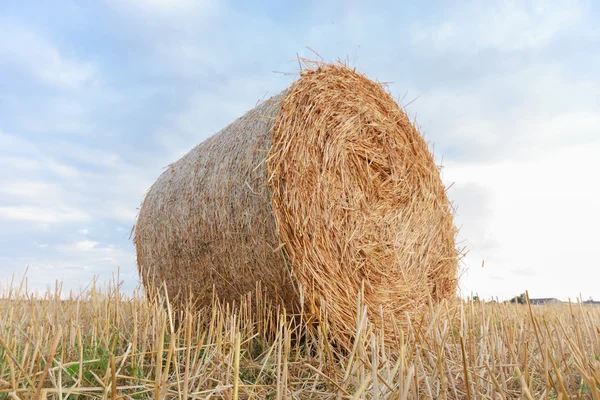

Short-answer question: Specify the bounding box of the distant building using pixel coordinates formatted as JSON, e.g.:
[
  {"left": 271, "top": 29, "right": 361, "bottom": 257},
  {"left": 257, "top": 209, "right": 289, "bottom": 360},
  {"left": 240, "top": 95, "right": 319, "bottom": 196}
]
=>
[{"left": 583, "top": 300, "right": 600, "bottom": 305}]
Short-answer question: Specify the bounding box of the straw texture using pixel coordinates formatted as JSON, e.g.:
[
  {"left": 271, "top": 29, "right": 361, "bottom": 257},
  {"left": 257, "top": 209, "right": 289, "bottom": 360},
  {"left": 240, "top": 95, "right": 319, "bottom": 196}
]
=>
[
  {"left": 134, "top": 62, "right": 458, "bottom": 345},
  {"left": 134, "top": 92, "right": 298, "bottom": 309}
]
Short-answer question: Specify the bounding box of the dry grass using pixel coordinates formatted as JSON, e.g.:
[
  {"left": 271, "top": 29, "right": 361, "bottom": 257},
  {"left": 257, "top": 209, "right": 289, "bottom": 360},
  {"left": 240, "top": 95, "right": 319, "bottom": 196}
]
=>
[
  {"left": 1, "top": 274, "right": 600, "bottom": 399},
  {"left": 134, "top": 61, "right": 458, "bottom": 347}
]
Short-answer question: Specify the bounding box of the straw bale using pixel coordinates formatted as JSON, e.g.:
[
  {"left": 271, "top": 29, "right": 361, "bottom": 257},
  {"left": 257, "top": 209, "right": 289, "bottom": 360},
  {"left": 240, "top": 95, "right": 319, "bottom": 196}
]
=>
[{"left": 134, "top": 62, "right": 458, "bottom": 345}]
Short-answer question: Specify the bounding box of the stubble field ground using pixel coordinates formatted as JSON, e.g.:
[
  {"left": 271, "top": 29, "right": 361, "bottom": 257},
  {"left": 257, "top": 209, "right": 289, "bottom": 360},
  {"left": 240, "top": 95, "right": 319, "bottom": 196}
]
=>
[{"left": 1, "top": 274, "right": 599, "bottom": 399}]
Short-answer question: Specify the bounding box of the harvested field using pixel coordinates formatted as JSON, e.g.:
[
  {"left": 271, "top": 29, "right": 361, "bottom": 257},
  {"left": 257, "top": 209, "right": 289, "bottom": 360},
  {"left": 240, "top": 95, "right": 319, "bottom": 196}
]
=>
[{"left": 1, "top": 276, "right": 600, "bottom": 399}]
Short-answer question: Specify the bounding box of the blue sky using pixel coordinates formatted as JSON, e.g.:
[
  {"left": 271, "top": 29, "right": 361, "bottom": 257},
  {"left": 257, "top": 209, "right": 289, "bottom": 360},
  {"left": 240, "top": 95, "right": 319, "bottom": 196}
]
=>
[{"left": 1, "top": 0, "right": 599, "bottom": 300}]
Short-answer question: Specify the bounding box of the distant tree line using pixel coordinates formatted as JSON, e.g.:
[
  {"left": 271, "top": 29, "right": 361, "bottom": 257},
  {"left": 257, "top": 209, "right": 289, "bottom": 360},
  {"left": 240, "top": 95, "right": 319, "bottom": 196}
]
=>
[
  {"left": 509, "top": 292, "right": 527, "bottom": 304},
  {"left": 470, "top": 293, "right": 527, "bottom": 304}
]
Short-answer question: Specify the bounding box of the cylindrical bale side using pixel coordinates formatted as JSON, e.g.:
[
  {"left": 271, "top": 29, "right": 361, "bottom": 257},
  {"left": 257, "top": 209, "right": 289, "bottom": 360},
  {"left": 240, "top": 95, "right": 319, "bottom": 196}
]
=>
[
  {"left": 134, "top": 63, "right": 458, "bottom": 345},
  {"left": 134, "top": 92, "right": 299, "bottom": 309}
]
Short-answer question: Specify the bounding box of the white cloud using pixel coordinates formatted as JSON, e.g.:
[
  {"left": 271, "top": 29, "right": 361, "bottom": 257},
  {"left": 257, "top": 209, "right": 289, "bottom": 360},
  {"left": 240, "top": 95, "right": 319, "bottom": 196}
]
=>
[
  {"left": 411, "top": 0, "right": 583, "bottom": 52},
  {"left": 448, "top": 182, "right": 498, "bottom": 253},
  {"left": 0, "top": 19, "right": 96, "bottom": 89},
  {"left": 0, "top": 240, "right": 140, "bottom": 296},
  {"left": 414, "top": 65, "right": 599, "bottom": 163},
  {"left": 48, "top": 141, "right": 123, "bottom": 169},
  {"left": 445, "top": 143, "right": 600, "bottom": 300},
  {"left": 15, "top": 97, "right": 94, "bottom": 135},
  {"left": 153, "top": 74, "right": 291, "bottom": 159},
  {"left": 110, "top": 206, "right": 138, "bottom": 225},
  {"left": 110, "top": 0, "right": 214, "bottom": 15},
  {"left": 0, "top": 132, "right": 40, "bottom": 154},
  {"left": 0, "top": 251, "right": 139, "bottom": 296},
  {"left": 105, "top": 0, "right": 218, "bottom": 33},
  {"left": 48, "top": 161, "right": 80, "bottom": 179},
  {"left": 73, "top": 240, "right": 99, "bottom": 251},
  {"left": 0, "top": 132, "right": 152, "bottom": 236},
  {"left": 0, "top": 157, "right": 40, "bottom": 172},
  {"left": 0, "top": 182, "right": 60, "bottom": 199},
  {"left": 519, "top": 110, "right": 600, "bottom": 145},
  {"left": 0, "top": 206, "right": 90, "bottom": 224}
]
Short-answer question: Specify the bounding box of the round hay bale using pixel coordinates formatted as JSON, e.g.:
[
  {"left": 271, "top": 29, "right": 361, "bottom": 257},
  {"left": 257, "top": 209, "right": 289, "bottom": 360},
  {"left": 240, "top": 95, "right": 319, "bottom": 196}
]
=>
[{"left": 134, "top": 62, "right": 458, "bottom": 345}]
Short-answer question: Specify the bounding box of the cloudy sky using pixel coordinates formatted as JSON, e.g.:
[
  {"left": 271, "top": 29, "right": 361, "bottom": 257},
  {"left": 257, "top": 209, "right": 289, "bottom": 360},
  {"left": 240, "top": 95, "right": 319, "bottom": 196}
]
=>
[{"left": 1, "top": 1, "right": 598, "bottom": 300}]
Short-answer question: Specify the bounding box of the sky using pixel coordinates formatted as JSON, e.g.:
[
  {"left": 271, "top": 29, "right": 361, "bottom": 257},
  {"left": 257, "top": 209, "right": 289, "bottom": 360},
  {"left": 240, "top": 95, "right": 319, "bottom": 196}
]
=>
[{"left": 0, "top": 0, "right": 598, "bottom": 301}]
